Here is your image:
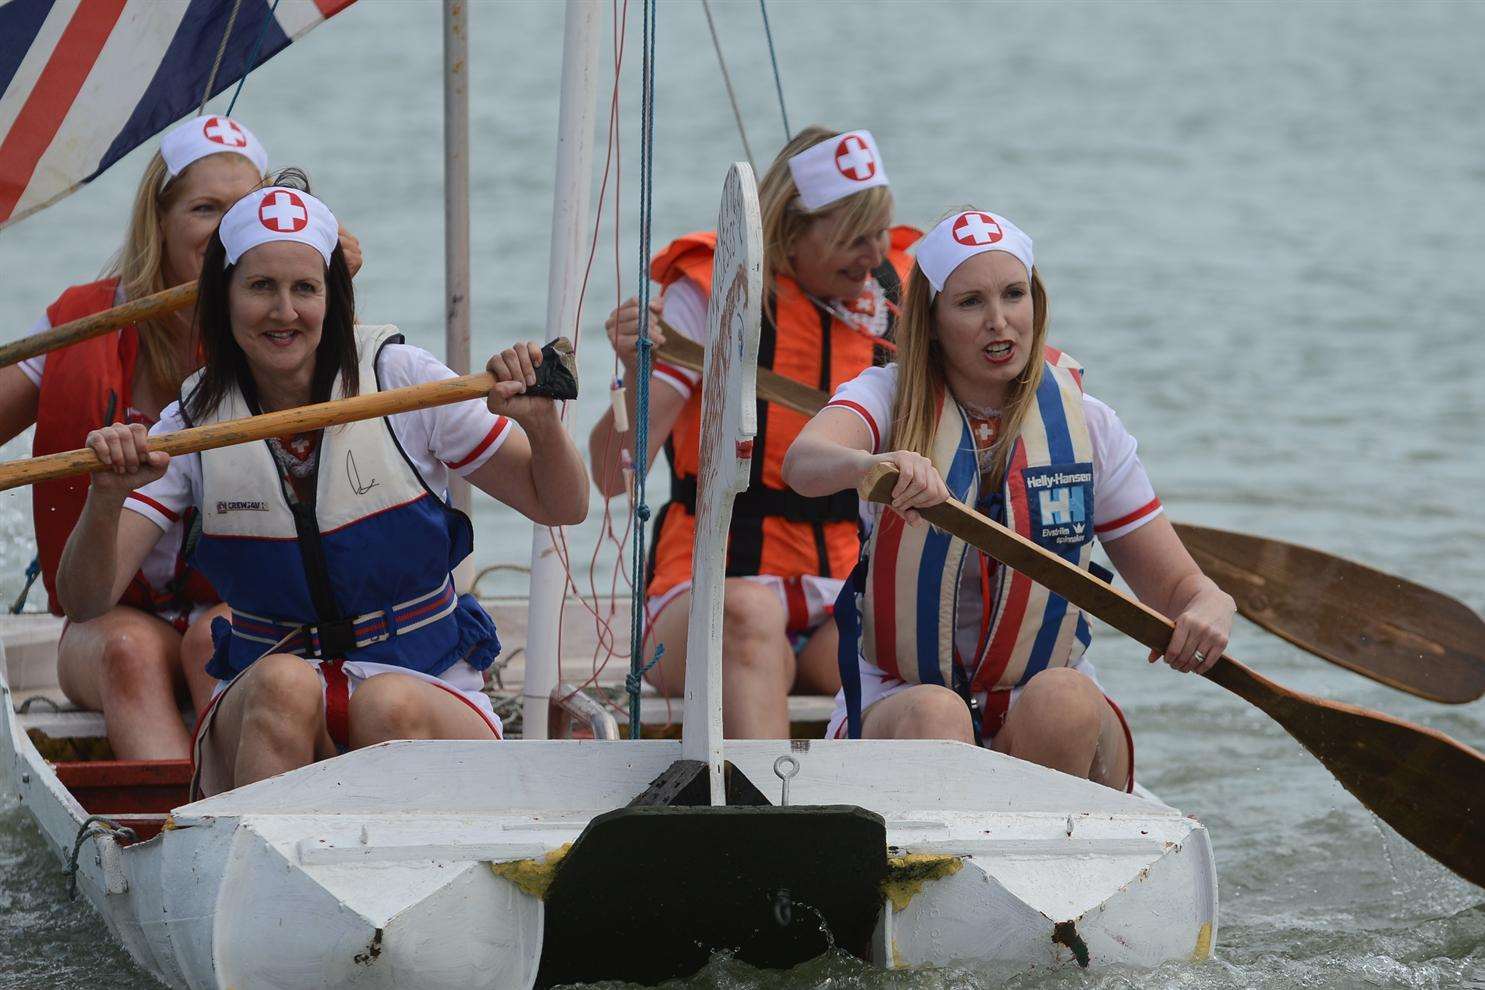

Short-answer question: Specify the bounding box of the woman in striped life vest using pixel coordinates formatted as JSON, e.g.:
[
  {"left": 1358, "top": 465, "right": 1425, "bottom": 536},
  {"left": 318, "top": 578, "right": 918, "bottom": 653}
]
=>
[
  {"left": 54, "top": 177, "right": 587, "bottom": 796},
  {"left": 589, "top": 127, "right": 919, "bottom": 738},
  {"left": 0, "top": 116, "right": 364, "bottom": 760},
  {"left": 783, "top": 209, "right": 1236, "bottom": 790}
]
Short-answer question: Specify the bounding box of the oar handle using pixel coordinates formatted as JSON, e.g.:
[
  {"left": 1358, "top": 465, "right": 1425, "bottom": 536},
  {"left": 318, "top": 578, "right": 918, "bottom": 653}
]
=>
[
  {"left": 0, "top": 283, "right": 198, "bottom": 369},
  {"left": 0, "top": 372, "right": 497, "bottom": 492}
]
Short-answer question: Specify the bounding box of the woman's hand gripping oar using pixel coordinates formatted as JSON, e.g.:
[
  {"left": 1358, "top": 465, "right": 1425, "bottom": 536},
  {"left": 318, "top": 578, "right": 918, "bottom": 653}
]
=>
[
  {"left": 858, "top": 461, "right": 1484, "bottom": 889},
  {"left": 0, "top": 339, "right": 577, "bottom": 492},
  {"left": 654, "top": 328, "right": 1485, "bottom": 706}
]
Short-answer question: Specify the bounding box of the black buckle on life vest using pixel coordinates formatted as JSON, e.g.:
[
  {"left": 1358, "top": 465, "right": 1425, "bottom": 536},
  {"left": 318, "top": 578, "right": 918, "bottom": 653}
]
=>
[{"left": 309, "top": 617, "right": 357, "bottom": 659}]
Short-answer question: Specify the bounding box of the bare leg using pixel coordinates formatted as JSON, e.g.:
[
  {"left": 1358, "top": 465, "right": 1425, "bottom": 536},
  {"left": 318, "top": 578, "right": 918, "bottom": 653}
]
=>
[
  {"left": 859, "top": 684, "right": 975, "bottom": 743},
  {"left": 794, "top": 621, "right": 842, "bottom": 695},
  {"left": 180, "top": 604, "right": 230, "bottom": 716},
  {"left": 992, "top": 667, "right": 1131, "bottom": 790},
  {"left": 56, "top": 606, "right": 189, "bottom": 759},
  {"left": 645, "top": 578, "right": 796, "bottom": 739},
  {"left": 196, "top": 653, "right": 336, "bottom": 795},
  {"left": 345, "top": 672, "right": 499, "bottom": 747}
]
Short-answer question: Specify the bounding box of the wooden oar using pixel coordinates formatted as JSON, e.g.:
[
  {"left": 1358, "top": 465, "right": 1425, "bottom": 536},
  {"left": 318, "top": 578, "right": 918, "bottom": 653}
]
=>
[
  {"left": 859, "top": 462, "right": 1484, "bottom": 888},
  {"left": 0, "top": 282, "right": 197, "bottom": 369},
  {"left": 1173, "top": 523, "right": 1485, "bottom": 704},
  {"left": 656, "top": 331, "right": 1485, "bottom": 704},
  {"left": 0, "top": 372, "right": 497, "bottom": 492}
]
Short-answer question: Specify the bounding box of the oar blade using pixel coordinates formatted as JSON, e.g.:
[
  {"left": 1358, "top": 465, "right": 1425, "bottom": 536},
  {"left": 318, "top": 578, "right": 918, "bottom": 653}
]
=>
[
  {"left": 1207, "top": 660, "right": 1485, "bottom": 887},
  {"left": 1175, "top": 523, "right": 1485, "bottom": 704}
]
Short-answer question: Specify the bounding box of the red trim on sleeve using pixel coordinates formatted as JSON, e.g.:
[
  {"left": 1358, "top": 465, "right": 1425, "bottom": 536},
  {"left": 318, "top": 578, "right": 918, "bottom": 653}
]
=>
[
  {"left": 1094, "top": 497, "right": 1162, "bottom": 535},
  {"left": 825, "top": 400, "right": 880, "bottom": 452},
  {"left": 125, "top": 492, "right": 180, "bottom": 523},
  {"left": 445, "top": 417, "right": 510, "bottom": 471}
]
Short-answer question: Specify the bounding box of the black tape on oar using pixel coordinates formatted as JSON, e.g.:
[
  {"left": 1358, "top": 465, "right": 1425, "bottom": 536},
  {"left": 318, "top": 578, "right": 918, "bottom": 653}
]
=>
[{"left": 526, "top": 337, "right": 579, "bottom": 400}]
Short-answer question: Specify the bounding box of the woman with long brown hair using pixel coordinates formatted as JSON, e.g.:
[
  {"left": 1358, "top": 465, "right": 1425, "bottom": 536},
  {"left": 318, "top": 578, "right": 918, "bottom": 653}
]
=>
[
  {"left": 783, "top": 209, "right": 1235, "bottom": 790},
  {"left": 54, "top": 177, "right": 587, "bottom": 796},
  {"left": 0, "top": 116, "right": 359, "bottom": 760},
  {"left": 588, "top": 127, "right": 919, "bottom": 738}
]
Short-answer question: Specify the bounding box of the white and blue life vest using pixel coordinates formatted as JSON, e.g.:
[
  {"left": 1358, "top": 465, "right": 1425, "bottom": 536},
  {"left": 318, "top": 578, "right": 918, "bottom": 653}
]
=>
[{"left": 186, "top": 325, "right": 500, "bottom": 680}]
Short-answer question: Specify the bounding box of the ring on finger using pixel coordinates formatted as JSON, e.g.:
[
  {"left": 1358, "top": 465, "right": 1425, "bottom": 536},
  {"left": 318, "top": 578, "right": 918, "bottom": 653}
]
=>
[{"left": 1193, "top": 650, "right": 1207, "bottom": 664}]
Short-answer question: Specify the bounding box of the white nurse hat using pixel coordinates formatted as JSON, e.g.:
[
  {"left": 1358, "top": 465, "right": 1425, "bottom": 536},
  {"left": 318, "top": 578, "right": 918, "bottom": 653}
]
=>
[
  {"left": 916, "top": 210, "right": 1034, "bottom": 298},
  {"left": 160, "top": 115, "right": 268, "bottom": 179},
  {"left": 219, "top": 186, "right": 338, "bottom": 267},
  {"left": 787, "top": 129, "right": 890, "bottom": 212}
]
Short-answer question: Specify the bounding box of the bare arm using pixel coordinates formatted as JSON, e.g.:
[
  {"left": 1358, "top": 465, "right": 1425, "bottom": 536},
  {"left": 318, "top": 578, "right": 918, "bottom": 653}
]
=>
[
  {"left": 55, "top": 424, "right": 169, "bottom": 621},
  {"left": 464, "top": 342, "right": 589, "bottom": 526},
  {"left": 0, "top": 364, "right": 39, "bottom": 445},
  {"left": 1102, "top": 514, "right": 1236, "bottom": 674},
  {"left": 783, "top": 406, "right": 952, "bottom": 525},
  {"left": 587, "top": 296, "right": 688, "bottom": 498}
]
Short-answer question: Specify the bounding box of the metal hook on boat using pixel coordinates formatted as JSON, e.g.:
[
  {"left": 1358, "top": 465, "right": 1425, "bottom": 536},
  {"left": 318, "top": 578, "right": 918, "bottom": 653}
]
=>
[
  {"left": 772, "top": 754, "right": 799, "bottom": 806},
  {"left": 65, "top": 815, "right": 137, "bottom": 900}
]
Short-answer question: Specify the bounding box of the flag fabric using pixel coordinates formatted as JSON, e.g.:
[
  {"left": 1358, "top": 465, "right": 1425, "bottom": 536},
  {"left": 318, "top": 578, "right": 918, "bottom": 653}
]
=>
[{"left": 0, "top": 0, "right": 356, "bottom": 231}]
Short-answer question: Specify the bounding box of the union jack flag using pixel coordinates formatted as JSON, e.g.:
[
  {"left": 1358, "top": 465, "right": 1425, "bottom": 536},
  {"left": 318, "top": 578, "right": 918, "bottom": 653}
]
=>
[{"left": 0, "top": 0, "right": 356, "bottom": 231}]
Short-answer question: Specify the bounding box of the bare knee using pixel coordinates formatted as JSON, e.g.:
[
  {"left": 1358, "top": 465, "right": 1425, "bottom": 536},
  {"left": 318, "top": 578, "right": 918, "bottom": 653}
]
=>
[
  {"left": 1014, "top": 668, "right": 1105, "bottom": 744},
  {"left": 240, "top": 655, "right": 323, "bottom": 739},
  {"left": 97, "top": 631, "right": 174, "bottom": 698},
  {"left": 721, "top": 582, "right": 787, "bottom": 669},
  {"left": 347, "top": 675, "right": 431, "bottom": 745},
  {"left": 884, "top": 686, "right": 974, "bottom": 743}
]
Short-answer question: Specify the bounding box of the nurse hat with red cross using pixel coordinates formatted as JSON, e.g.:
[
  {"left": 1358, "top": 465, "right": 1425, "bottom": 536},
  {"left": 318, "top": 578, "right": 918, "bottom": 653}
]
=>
[
  {"left": 219, "top": 186, "right": 339, "bottom": 267},
  {"left": 160, "top": 114, "right": 268, "bottom": 179},
  {"left": 916, "top": 210, "right": 1034, "bottom": 298},
  {"left": 787, "top": 129, "right": 890, "bottom": 211}
]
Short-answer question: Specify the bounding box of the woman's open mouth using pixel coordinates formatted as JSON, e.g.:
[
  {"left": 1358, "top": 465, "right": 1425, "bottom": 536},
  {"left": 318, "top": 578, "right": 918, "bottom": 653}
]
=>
[{"left": 984, "top": 340, "right": 1015, "bottom": 365}]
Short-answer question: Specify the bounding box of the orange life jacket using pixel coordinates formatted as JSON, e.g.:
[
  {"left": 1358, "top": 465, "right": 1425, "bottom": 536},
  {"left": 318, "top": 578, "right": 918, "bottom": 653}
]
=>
[
  {"left": 645, "top": 226, "right": 920, "bottom": 600},
  {"left": 31, "top": 278, "right": 218, "bottom": 617}
]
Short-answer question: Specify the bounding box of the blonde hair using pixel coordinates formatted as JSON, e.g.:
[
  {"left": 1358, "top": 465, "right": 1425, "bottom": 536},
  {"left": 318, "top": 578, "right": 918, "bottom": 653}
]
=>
[
  {"left": 887, "top": 260, "right": 1051, "bottom": 491},
  {"left": 103, "top": 151, "right": 263, "bottom": 400},
  {"left": 756, "top": 125, "right": 894, "bottom": 301}
]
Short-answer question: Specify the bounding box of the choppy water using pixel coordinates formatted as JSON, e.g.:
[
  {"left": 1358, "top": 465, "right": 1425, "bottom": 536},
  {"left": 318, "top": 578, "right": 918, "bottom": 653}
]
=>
[{"left": 2, "top": 1, "right": 1483, "bottom": 987}]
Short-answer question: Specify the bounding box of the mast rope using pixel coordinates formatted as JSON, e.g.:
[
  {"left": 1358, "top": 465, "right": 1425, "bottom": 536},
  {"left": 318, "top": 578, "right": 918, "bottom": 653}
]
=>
[
  {"left": 627, "top": 0, "right": 660, "bottom": 738},
  {"left": 198, "top": 0, "right": 245, "bottom": 114},
  {"left": 226, "top": 0, "right": 284, "bottom": 117},
  {"left": 700, "top": 0, "right": 755, "bottom": 171},
  {"left": 758, "top": 0, "right": 790, "bottom": 140}
]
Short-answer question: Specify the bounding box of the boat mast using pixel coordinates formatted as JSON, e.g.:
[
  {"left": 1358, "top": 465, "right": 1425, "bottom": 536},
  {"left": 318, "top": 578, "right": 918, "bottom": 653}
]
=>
[
  {"left": 523, "top": 0, "right": 603, "bottom": 739},
  {"left": 443, "top": 0, "right": 475, "bottom": 594}
]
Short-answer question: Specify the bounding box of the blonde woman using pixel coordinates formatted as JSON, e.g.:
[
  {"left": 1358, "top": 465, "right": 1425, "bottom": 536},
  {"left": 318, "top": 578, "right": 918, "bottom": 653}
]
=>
[
  {"left": 0, "top": 116, "right": 359, "bottom": 760},
  {"left": 589, "top": 127, "right": 919, "bottom": 738},
  {"left": 782, "top": 209, "right": 1235, "bottom": 790}
]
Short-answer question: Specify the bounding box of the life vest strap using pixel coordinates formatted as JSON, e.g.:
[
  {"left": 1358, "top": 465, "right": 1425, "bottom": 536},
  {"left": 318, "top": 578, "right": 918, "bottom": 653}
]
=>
[
  {"left": 670, "top": 474, "right": 858, "bottom": 524},
  {"left": 228, "top": 576, "right": 458, "bottom": 660}
]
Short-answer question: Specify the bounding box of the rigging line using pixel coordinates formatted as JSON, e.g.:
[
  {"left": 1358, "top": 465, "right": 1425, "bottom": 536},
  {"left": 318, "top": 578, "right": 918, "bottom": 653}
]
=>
[
  {"left": 226, "top": 0, "right": 284, "bottom": 117},
  {"left": 699, "top": 0, "right": 755, "bottom": 171},
  {"left": 198, "top": 0, "right": 246, "bottom": 114},
  {"left": 758, "top": 0, "right": 790, "bottom": 140},
  {"left": 628, "top": 0, "right": 659, "bottom": 739}
]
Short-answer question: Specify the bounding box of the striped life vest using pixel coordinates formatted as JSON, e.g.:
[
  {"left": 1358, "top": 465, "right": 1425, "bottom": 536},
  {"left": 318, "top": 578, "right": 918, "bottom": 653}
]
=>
[
  {"left": 839, "top": 350, "right": 1095, "bottom": 737},
  {"left": 185, "top": 325, "right": 500, "bottom": 681}
]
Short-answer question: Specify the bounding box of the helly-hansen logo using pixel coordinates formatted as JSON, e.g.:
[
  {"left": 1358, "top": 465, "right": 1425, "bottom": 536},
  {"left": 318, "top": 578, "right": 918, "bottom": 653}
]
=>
[
  {"left": 216, "top": 500, "right": 269, "bottom": 514},
  {"left": 1023, "top": 463, "right": 1094, "bottom": 548}
]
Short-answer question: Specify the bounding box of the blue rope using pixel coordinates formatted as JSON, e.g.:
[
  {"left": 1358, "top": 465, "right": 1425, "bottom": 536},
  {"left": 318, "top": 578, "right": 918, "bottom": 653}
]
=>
[
  {"left": 758, "top": 0, "right": 790, "bottom": 140},
  {"left": 628, "top": 0, "right": 660, "bottom": 740},
  {"left": 225, "top": 0, "right": 282, "bottom": 117},
  {"left": 9, "top": 556, "right": 40, "bottom": 614}
]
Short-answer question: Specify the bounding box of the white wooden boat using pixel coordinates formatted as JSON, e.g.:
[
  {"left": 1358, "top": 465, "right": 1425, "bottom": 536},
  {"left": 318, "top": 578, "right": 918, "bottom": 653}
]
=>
[{"left": 1, "top": 150, "right": 1220, "bottom": 987}]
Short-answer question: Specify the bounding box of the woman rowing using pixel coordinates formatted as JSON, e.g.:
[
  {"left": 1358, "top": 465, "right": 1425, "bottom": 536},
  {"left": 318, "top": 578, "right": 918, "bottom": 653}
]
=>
[
  {"left": 0, "top": 116, "right": 362, "bottom": 759},
  {"left": 783, "top": 209, "right": 1236, "bottom": 789},
  {"left": 589, "top": 128, "right": 919, "bottom": 738},
  {"left": 54, "top": 176, "right": 587, "bottom": 796}
]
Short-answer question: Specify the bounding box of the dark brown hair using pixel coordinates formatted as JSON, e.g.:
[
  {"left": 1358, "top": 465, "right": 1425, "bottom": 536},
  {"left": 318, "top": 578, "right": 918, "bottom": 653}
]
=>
[{"left": 184, "top": 169, "right": 357, "bottom": 422}]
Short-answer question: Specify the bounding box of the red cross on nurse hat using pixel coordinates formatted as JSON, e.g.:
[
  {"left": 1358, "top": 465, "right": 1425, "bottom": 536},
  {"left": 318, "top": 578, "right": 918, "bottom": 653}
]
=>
[
  {"left": 160, "top": 114, "right": 268, "bottom": 179},
  {"left": 219, "top": 186, "right": 338, "bottom": 267},
  {"left": 787, "top": 129, "right": 890, "bottom": 211},
  {"left": 916, "top": 210, "right": 1034, "bottom": 299}
]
